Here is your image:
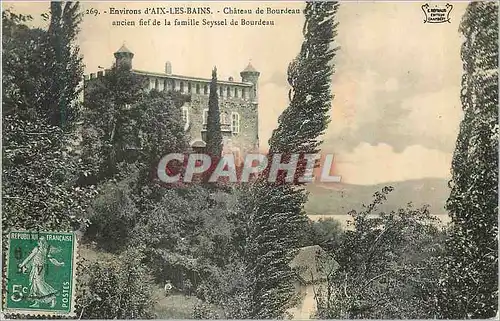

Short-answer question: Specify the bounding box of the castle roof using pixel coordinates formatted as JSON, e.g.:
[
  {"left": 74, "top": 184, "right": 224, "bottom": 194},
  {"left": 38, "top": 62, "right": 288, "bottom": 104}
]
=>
[
  {"left": 132, "top": 69, "right": 253, "bottom": 86},
  {"left": 242, "top": 62, "right": 258, "bottom": 73},
  {"left": 115, "top": 44, "right": 133, "bottom": 54}
]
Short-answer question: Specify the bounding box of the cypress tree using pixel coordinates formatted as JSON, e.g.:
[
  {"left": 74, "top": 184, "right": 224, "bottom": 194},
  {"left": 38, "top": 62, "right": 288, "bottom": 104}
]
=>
[
  {"left": 244, "top": 2, "right": 339, "bottom": 318},
  {"left": 205, "top": 66, "right": 223, "bottom": 157},
  {"left": 441, "top": 2, "right": 498, "bottom": 318}
]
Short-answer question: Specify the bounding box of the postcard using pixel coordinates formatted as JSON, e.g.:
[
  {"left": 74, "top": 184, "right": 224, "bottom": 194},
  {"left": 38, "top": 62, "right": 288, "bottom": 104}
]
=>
[{"left": 1, "top": 1, "right": 497, "bottom": 319}]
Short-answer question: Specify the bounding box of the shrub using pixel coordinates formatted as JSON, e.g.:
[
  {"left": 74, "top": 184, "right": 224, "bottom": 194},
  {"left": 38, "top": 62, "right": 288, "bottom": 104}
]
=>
[{"left": 76, "top": 247, "right": 155, "bottom": 319}]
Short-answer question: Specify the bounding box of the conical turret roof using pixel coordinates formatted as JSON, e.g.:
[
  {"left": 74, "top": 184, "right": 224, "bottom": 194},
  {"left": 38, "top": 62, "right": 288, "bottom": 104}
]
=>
[
  {"left": 115, "top": 44, "right": 133, "bottom": 54},
  {"left": 242, "top": 62, "right": 258, "bottom": 73}
]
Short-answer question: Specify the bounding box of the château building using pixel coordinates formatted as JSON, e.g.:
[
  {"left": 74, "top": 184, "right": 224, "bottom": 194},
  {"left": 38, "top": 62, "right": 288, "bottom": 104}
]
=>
[{"left": 84, "top": 44, "right": 260, "bottom": 161}]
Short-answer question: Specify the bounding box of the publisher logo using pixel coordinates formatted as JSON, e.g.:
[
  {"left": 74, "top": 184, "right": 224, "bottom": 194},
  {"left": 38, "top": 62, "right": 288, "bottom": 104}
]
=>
[{"left": 421, "top": 3, "right": 453, "bottom": 24}]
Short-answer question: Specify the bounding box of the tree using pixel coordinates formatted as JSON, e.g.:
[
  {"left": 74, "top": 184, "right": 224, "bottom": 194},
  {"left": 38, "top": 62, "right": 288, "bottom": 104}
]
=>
[
  {"left": 2, "top": 10, "right": 47, "bottom": 118},
  {"left": 2, "top": 115, "right": 98, "bottom": 238},
  {"left": 80, "top": 65, "right": 145, "bottom": 181},
  {"left": 301, "top": 218, "right": 344, "bottom": 251},
  {"left": 205, "top": 67, "right": 223, "bottom": 158},
  {"left": 242, "top": 2, "right": 340, "bottom": 318},
  {"left": 440, "top": 2, "right": 498, "bottom": 318},
  {"left": 2, "top": 4, "right": 95, "bottom": 237},
  {"left": 44, "top": 1, "right": 84, "bottom": 127},
  {"left": 1, "top": 3, "right": 84, "bottom": 128},
  {"left": 315, "top": 187, "right": 444, "bottom": 319},
  {"left": 81, "top": 67, "right": 188, "bottom": 185}
]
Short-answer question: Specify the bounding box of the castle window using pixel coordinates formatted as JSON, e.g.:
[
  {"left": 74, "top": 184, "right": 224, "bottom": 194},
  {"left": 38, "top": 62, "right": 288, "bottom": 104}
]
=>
[
  {"left": 164, "top": 79, "right": 168, "bottom": 91},
  {"left": 155, "top": 78, "right": 159, "bottom": 91},
  {"left": 242, "top": 88, "right": 247, "bottom": 99},
  {"left": 204, "top": 84, "right": 208, "bottom": 95},
  {"left": 231, "top": 112, "right": 240, "bottom": 134},
  {"left": 219, "top": 86, "right": 223, "bottom": 97},
  {"left": 187, "top": 82, "right": 192, "bottom": 94},
  {"left": 227, "top": 87, "right": 231, "bottom": 98},
  {"left": 203, "top": 108, "right": 209, "bottom": 124},
  {"left": 196, "top": 83, "right": 200, "bottom": 94},
  {"left": 180, "top": 81, "right": 184, "bottom": 93},
  {"left": 181, "top": 106, "right": 189, "bottom": 130},
  {"left": 234, "top": 87, "right": 239, "bottom": 98}
]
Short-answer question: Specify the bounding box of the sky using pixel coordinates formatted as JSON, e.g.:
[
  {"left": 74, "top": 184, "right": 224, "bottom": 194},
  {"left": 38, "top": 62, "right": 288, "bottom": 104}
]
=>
[{"left": 4, "top": 1, "right": 469, "bottom": 185}]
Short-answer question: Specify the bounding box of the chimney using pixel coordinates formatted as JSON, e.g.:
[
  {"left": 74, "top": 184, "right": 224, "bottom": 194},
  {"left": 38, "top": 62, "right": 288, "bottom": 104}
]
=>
[{"left": 165, "top": 61, "right": 172, "bottom": 75}]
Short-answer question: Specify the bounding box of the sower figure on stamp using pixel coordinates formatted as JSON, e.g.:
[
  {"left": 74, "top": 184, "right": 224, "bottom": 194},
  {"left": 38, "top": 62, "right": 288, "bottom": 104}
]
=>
[{"left": 18, "top": 236, "right": 65, "bottom": 308}]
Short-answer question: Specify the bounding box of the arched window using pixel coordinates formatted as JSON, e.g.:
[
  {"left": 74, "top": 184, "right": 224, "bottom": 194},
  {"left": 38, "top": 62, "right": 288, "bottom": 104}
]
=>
[
  {"left": 227, "top": 87, "right": 231, "bottom": 98},
  {"left": 180, "top": 81, "right": 184, "bottom": 92},
  {"left": 196, "top": 83, "right": 201, "bottom": 94},
  {"left": 187, "top": 82, "right": 192, "bottom": 94},
  {"left": 204, "top": 84, "right": 208, "bottom": 95},
  {"left": 155, "top": 78, "right": 159, "bottom": 91},
  {"left": 242, "top": 88, "right": 247, "bottom": 99}
]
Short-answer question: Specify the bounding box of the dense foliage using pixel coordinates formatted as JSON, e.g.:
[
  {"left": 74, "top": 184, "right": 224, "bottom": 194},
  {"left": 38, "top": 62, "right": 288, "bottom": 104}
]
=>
[
  {"left": 440, "top": 1, "right": 499, "bottom": 318},
  {"left": 2, "top": 3, "right": 93, "bottom": 236},
  {"left": 2, "top": 115, "right": 97, "bottom": 233},
  {"left": 2, "top": 3, "right": 83, "bottom": 128},
  {"left": 76, "top": 248, "right": 155, "bottom": 319},
  {"left": 315, "top": 187, "right": 445, "bottom": 319},
  {"left": 241, "top": 1, "right": 340, "bottom": 318}
]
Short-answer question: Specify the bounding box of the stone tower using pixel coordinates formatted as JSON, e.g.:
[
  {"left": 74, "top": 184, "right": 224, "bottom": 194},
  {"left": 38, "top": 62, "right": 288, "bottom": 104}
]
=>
[
  {"left": 240, "top": 62, "right": 260, "bottom": 103},
  {"left": 114, "top": 44, "right": 134, "bottom": 69}
]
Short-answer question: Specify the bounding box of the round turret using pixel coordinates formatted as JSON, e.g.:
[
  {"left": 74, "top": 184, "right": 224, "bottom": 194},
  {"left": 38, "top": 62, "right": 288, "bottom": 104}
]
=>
[
  {"left": 240, "top": 62, "right": 260, "bottom": 83},
  {"left": 114, "top": 44, "right": 134, "bottom": 69},
  {"left": 240, "top": 62, "right": 260, "bottom": 102}
]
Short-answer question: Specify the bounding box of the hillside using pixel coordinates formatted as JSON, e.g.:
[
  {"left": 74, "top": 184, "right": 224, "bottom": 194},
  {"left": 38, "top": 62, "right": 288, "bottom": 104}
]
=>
[{"left": 305, "top": 178, "right": 451, "bottom": 216}]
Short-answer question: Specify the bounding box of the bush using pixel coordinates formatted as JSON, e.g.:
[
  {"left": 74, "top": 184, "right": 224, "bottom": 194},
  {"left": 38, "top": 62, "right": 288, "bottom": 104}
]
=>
[
  {"left": 84, "top": 176, "right": 138, "bottom": 252},
  {"left": 76, "top": 247, "right": 155, "bottom": 319},
  {"left": 316, "top": 187, "right": 445, "bottom": 319}
]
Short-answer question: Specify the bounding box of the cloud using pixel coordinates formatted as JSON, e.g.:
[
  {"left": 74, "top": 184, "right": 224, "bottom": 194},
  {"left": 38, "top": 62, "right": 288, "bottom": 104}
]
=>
[
  {"left": 334, "top": 143, "right": 453, "bottom": 185},
  {"left": 319, "top": 2, "right": 467, "bottom": 156}
]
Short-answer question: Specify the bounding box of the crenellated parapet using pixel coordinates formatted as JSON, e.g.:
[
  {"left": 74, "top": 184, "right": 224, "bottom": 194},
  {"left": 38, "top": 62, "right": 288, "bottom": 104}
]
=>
[{"left": 83, "top": 69, "right": 112, "bottom": 83}]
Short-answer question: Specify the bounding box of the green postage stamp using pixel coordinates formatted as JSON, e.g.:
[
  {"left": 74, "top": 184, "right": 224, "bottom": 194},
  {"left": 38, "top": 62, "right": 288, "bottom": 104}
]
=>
[{"left": 3, "top": 230, "right": 78, "bottom": 316}]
